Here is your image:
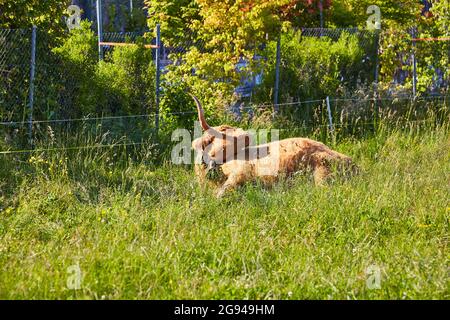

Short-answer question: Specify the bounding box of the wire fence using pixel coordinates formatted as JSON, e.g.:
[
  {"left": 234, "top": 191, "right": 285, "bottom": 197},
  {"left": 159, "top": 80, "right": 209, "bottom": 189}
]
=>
[
  {"left": 0, "top": 95, "right": 447, "bottom": 155},
  {"left": 0, "top": 28, "right": 32, "bottom": 122},
  {"left": 0, "top": 25, "right": 449, "bottom": 156},
  {"left": 268, "top": 28, "right": 380, "bottom": 106}
]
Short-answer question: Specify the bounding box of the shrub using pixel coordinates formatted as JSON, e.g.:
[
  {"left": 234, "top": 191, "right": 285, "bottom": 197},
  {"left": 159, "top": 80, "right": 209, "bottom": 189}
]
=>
[
  {"left": 45, "top": 21, "right": 155, "bottom": 119},
  {"left": 49, "top": 21, "right": 98, "bottom": 118},
  {"left": 96, "top": 41, "right": 156, "bottom": 116},
  {"left": 254, "top": 30, "right": 371, "bottom": 104}
]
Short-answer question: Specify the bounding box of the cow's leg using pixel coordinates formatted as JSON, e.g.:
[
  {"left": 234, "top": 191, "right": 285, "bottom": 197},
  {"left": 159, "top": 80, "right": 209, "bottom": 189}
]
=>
[
  {"left": 194, "top": 164, "right": 206, "bottom": 183},
  {"left": 313, "top": 165, "right": 331, "bottom": 185},
  {"left": 216, "top": 182, "right": 233, "bottom": 198},
  {"left": 309, "top": 152, "right": 332, "bottom": 186},
  {"left": 216, "top": 174, "right": 245, "bottom": 198}
]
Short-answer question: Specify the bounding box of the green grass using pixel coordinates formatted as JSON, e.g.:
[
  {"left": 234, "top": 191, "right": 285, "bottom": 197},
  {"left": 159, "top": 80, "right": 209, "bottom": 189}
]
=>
[{"left": 0, "top": 121, "right": 449, "bottom": 299}]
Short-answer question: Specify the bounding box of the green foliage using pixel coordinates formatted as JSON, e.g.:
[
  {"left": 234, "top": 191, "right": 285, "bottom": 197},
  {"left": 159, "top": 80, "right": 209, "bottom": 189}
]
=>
[
  {"left": 52, "top": 21, "right": 97, "bottom": 68},
  {"left": 255, "top": 30, "right": 368, "bottom": 103},
  {"left": 96, "top": 41, "right": 156, "bottom": 115},
  {"left": 329, "top": 0, "right": 421, "bottom": 28},
  {"left": 0, "top": 0, "right": 70, "bottom": 35},
  {"left": 33, "top": 20, "right": 155, "bottom": 120},
  {"left": 126, "top": 5, "right": 148, "bottom": 32},
  {"left": 158, "top": 64, "right": 239, "bottom": 133},
  {"left": 145, "top": 0, "right": 200, "bottom": 45},
  {"left": 415, "top": 0, "right": 450, "bottom": 94},
  {"left": 0, "top": 29, "right": 31, "bottom": 122},
  {"left": 145, "top": 0, "right": 287, "bottom": 110},
  {"left": 145, "top": 0, "right": 448, "bottom": 104},
  {"left": 158, "top": 80, "right": 196, "bottom": 132},
  {"left": 47, "top": 21, "right": 98, "bottom": 118}
]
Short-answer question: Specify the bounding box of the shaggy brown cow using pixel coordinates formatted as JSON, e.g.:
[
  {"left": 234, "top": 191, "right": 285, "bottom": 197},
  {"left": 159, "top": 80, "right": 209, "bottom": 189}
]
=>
[{"left": 190, "top": 94, "right": 356, "bottom": 197}]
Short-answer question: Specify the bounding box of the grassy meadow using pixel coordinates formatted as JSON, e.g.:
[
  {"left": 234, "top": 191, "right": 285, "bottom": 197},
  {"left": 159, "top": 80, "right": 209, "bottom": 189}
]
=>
[{"left": 0, "top": 115, "right": 449, "bottom": 299}]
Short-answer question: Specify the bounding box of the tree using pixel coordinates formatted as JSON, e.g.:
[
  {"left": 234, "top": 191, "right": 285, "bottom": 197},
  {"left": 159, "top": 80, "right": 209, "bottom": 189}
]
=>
[
  {"left": 329, "top": 0, "right": 422, "bottom": 28},
  {"left": 0, "top": 0, "right": 71, "bottom": 35},
  {"left": 145, "top": 0, "right": 445, "bottom": 109},
  {"left": 278, "top": 0, "right": 333, "bottom": 27},
  {"left": 146, "top": 0, "right": 288, "bottom": 85},
  {"left": 145, "top": 0, "right": 201, "bottom": 45},
  {"left": 414, "top": 0, "right": 450, "bottom": 93}
]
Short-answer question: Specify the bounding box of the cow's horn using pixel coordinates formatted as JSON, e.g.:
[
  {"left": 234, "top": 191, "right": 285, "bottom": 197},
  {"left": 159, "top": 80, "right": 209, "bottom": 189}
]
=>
[
  {"left": 189, "top": 93, "right": 210, "bottom": 130},
  {"left": 189, "top": 93, "right": 228, "bottom": 138},
  {"left": 190, "top": 93, "right": 211, "bottom": 131}
]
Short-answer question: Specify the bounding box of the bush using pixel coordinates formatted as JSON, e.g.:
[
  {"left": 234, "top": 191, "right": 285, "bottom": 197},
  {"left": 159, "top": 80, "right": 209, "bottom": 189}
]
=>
[
  {"left": 254, "top": 30, "right": 372, "bottom": 104},
  {"left": 96, "top": 42, "right": 155, "bottom": 116},
  {"left": 49, "top": 21, "right": 98, "bottom": 118},
  {"left": 39, "top": 21, "right": 156, "bottom": 120}
]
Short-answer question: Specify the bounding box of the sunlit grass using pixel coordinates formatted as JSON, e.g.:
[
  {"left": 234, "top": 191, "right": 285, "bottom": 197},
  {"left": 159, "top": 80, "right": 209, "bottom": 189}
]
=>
[{"left": 0, "top": 116, "right": 449, "bottom": 299}]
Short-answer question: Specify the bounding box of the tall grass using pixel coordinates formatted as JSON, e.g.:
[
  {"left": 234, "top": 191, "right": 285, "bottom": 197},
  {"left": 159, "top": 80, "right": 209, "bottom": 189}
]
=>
[{"left": 0, "top": 101, "right": 448, "bottom": 299}]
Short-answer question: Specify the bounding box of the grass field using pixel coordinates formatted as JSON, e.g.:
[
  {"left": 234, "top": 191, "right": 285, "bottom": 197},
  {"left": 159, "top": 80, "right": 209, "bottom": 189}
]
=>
[{"left": 0, "top": 119, "right": 449, "bottom": 299}]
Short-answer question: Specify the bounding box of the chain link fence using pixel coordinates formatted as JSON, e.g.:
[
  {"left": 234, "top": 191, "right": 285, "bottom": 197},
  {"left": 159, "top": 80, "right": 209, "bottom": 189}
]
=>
[
  {"left": 1, "top": 27, "right": 159, "bottom": 151},
  {"left": 0, "top": 29, "right": 32, "bottom": 123},
  {"left": 0, "top": 25, "right": 449, "bottom": 154},
  {"left": 272, "top": 28, "right": 380, "bottom": 104},
  {"left": 379, "top": 27, "right": 450, "bottom": 96}
]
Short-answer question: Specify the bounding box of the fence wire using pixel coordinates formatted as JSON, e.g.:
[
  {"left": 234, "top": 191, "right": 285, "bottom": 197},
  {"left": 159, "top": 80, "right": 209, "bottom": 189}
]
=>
[
  {"left": 0, "top": 26, "right": 449, "bottom": 155},
  {"left": 102, "top": 31, "right": 147, "bottom": 43}
]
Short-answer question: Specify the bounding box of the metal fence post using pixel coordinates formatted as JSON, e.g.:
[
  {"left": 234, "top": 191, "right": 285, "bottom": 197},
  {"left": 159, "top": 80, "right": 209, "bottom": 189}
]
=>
[
  {"left": 411, "top": 27, "right": 417, "bottom": 98},
  {"left": 374, "top": 30, "right": 380, "bottom": 124},
  {"left": 273, "top": 33, "right": 281, "bottom": 112},
  {"left": 326, "top": 96, "right": 334, "bottom": 133},
  {"left": 96, "top": 0, "right": 104, "bottom": 61},
  {"left": 28, "top": 25, "right": 37, "bottom": 147},
  {"left": 374, "top": 31, "right": 380, "bottom": 87},
  {"left": 155, "top": 24, "right": 161, "bottom": 136}
]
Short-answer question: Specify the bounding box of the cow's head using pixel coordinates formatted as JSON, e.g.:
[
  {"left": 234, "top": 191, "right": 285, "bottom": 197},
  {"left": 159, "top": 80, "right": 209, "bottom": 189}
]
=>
[{"left": 190, "top": 94, "right": 250, "bottom": 172}]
